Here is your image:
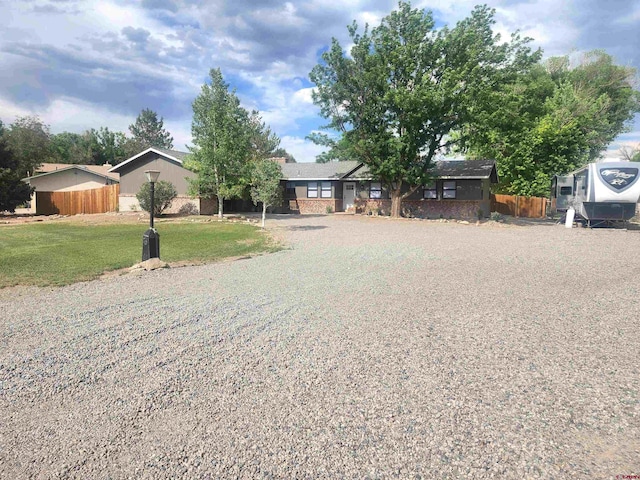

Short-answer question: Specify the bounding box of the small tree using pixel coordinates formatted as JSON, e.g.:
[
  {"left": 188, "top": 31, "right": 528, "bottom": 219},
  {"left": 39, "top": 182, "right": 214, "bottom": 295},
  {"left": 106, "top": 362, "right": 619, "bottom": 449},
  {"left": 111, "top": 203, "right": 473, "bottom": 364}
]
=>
[
  {"left": 251, "top": 159, "right": 283, "bottom": 228},
  {"left": 136, "top": 180, "right": 177, "bottom": 217}
]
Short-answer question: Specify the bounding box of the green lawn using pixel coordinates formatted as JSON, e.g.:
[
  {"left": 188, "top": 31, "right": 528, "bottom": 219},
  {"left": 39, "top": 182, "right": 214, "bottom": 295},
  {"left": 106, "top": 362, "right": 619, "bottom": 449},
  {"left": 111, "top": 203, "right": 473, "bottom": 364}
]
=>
[{"left": 0, "top": 221, "right": 279, "bottom": 288}]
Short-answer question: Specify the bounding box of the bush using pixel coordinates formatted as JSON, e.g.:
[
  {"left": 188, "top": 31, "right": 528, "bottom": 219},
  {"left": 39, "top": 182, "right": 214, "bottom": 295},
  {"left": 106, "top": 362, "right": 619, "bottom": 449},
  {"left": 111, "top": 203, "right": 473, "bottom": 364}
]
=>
[
  {"left": 178, "top": 202, "right": 199, "bottom": 216},
  {"left": 326, "top": 205, "right": 333, "bottom": 214},
  {"left": 136, "top": 180, "right": 178, "bottom": 217},
  {"left": 490, "top": 211, "right": 505, "bottom": 222}
]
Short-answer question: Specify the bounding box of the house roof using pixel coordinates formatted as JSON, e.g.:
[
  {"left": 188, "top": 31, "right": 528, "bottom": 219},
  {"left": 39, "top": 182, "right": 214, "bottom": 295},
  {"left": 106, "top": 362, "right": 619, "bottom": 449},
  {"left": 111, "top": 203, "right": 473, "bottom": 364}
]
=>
[
  {"left": 35, "top": 163, "right": 119, "bottom": 180},
  {"left": 24, "top": 164, "right": 120, "bottom": 183},
  {"left": 280, "top": 161, "right": 362, "bottom": 180},
  {"left": 432, "top": 158, "right": 498, "bottom": 181},
  {"left": 108, "top": 147, "right": 190, "bottom": 172},
  {"left": 284, "top": 159, "right": 498, "bottom": 182}
]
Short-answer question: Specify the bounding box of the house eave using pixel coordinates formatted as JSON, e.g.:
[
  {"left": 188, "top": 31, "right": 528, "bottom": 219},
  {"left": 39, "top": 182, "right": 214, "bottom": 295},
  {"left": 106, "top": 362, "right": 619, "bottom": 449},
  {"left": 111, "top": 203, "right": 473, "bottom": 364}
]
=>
[
  {"left": 22, "top": 165, "right": 119, "bottom": 183},
  {"left": 108, "top": 147, "right": 184, "bottom": 173}
]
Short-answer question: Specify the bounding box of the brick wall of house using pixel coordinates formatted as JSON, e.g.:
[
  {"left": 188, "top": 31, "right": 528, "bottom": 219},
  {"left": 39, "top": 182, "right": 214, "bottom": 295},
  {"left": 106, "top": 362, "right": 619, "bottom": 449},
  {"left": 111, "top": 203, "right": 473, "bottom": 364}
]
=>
[
  {"left": 355, "top": 198, "right": 484, "bottom": 219},
  {"left": 295, "top": 199, "right": 343, "bottom": 214}
]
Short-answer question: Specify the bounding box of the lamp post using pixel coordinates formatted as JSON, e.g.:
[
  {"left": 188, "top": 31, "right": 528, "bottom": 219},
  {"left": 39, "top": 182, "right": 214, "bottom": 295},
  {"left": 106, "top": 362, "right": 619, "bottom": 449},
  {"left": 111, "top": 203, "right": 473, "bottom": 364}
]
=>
[{"left": 142, "top": 170, "right": 161, "bottom": 261}]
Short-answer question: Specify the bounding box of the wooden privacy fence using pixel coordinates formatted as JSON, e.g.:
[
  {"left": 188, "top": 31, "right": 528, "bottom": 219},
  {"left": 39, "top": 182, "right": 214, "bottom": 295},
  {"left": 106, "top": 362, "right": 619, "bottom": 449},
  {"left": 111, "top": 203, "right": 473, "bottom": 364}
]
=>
[
  {"left": 491, "top": 194, "right": 547, "bottom": 218},
  {"left": 36, "top": 184, "right": 119, "bottom": 215}
]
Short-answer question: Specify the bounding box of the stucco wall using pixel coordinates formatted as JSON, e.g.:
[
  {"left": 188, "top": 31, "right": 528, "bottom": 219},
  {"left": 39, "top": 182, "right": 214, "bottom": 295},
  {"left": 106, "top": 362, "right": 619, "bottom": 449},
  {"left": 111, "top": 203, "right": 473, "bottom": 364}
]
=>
[
  {"left": 118, "top": 152, "right": 196, "bottom": 195},
  {"left": 29, "top": 169, "right": 116, "bottom": 192}
]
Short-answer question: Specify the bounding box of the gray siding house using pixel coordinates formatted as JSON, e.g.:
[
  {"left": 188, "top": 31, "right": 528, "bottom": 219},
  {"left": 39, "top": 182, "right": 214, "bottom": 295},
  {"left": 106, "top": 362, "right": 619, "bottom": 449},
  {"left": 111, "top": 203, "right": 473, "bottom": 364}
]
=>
[
  {"left": 280, "top": 159, "right": 498, "bottom": 218},
  {"left": 108, "top": 148, "right": 215, "bottom": 214}
]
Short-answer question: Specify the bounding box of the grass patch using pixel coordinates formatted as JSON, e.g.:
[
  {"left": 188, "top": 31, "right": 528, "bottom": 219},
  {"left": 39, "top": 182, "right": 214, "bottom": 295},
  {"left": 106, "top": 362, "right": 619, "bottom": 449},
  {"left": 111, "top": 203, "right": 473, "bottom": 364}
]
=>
[{"left": 0, "top": 221, "right": 279, "bottom": 288}]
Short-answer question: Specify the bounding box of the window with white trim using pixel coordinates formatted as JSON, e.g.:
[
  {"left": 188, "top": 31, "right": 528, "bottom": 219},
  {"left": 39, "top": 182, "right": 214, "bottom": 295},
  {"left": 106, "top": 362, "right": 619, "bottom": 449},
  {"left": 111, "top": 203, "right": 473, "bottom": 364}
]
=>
[
  {"left": 307, "top": 182, "right": 318, "bottom": 198},
  {"left": 321, "top": 182, "right": 332, "bottom": 198},
  {"left": 423, "top": 182, "right": 437, "bottom": 199},
  {"left": 442, "top": 181, "right": 457, "bottom": 199},
  {"left": 369, "top": 182, "right": 382, "bottom": 199}
]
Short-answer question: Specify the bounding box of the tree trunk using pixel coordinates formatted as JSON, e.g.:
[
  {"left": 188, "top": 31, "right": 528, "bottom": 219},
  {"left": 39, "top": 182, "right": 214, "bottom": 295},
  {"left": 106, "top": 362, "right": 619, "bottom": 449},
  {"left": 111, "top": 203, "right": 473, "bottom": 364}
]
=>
[
  {"left": 390, "top": 190, "right": 403, "bottom": 218},
  {"left": 261, "top": 203, "right": 267, "bottom": 228},
  {"left": 217, "top": 194, "right": 224, "bottom": 219}
]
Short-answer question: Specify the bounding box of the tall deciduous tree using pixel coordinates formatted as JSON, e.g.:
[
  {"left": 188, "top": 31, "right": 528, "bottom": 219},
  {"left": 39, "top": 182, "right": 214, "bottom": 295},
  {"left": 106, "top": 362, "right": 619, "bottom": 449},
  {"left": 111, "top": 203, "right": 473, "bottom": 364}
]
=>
[
  {"left": 310, "top": 2, "right": 539, "bottom": 216},
  {"left": 187, "top": 68, "right": 252, "bottom": 218},
  {"left": 5, "top": 115, "right": 53, "bottom": 176},
  {"left": 251, "top": 159, "right": 283, "bottom": 228},
  {"left": 0, "top": 120, "right": 33, "bottom": 212},
  {"left": 129, "top": 108, "right": 174, "bottom": 150},
  {"left": 463, "top": 51, "right": 640, "bottom": 196}
]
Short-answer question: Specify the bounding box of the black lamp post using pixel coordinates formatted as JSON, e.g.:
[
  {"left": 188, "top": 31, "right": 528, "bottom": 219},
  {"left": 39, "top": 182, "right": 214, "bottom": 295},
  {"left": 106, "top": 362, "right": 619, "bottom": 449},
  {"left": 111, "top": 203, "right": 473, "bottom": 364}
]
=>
[{"left": 142, "top": 170, "right": 161, "bottom": 261}]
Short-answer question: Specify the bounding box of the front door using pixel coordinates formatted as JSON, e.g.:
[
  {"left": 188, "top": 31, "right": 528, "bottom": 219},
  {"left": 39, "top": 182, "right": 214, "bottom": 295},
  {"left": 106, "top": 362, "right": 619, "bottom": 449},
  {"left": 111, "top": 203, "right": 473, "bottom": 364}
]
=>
[{"left": 343, "top": 182, "right": 356, "bottom": 210}]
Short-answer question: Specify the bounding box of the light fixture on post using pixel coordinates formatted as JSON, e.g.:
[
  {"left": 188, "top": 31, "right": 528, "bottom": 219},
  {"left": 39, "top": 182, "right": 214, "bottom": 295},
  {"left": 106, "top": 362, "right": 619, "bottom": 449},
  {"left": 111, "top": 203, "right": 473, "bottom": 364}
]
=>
[{"left": 142, "top": 170, "right": 161, "bottom": 261}]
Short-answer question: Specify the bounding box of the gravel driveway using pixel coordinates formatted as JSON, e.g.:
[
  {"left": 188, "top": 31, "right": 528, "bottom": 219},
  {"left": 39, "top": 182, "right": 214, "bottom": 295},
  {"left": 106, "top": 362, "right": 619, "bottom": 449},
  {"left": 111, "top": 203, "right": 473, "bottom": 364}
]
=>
[{"left": 1, "top": 215, "right": 639, "bottom": 479}]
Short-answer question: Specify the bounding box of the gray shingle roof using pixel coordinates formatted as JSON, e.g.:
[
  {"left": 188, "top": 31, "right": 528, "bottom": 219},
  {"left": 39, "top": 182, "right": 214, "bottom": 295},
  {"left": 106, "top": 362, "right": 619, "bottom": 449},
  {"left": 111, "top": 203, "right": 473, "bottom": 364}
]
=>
[
  {"left": 433, "top": 159, "right": 497, "bottom": 179},
  {"left": 281, "top": 161, "right": 362, "bottom": 180},
  {"left": 343, "top": 159, "right": 498, "bottom": 182},
  {"left": 155, "top": 148, "right": 190, "bottom": 162}
]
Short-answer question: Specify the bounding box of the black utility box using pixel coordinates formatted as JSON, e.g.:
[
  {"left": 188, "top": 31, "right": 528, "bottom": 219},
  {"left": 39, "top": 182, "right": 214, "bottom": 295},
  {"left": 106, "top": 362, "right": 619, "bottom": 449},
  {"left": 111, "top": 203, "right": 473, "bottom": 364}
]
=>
[{"left": 142, "top": 228, "right": 160, "bottom": 261}]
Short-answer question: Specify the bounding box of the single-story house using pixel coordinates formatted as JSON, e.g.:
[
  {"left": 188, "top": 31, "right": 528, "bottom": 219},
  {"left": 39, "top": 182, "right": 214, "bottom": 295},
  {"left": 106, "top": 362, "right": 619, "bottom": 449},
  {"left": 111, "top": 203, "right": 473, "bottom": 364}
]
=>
[
  {"left": 23, "top": 163, "right": 120, "bottom": 212},
  {"left": 280, "top": 159, "right": 498, "bottom": 218},
  {"left": 108, "top": 147, "right": 215, "bottom": 215}
]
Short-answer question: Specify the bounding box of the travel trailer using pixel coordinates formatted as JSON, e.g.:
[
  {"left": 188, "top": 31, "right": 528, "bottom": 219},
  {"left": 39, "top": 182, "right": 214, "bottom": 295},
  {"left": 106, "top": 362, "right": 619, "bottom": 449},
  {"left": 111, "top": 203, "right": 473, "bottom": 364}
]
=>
[{"left": 551, "top": 161, "right": 640, "bottom": 225}]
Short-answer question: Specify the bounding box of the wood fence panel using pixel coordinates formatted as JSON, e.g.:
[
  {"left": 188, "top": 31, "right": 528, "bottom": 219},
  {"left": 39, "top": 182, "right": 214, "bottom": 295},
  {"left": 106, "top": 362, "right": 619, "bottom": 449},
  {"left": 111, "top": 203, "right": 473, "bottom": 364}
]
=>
[
  {"left": 491, "top": 193, "right": 547, "bottom": 218},
  {"left": 36, "top": 184, "right": 119, "bottom": 215}
]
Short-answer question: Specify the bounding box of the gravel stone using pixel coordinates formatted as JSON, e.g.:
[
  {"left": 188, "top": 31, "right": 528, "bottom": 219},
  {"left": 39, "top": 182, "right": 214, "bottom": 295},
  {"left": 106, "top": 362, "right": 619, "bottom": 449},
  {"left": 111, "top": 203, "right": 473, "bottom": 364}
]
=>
[{"left": 1, "top": 215, "right": 639, "bottom": 479}]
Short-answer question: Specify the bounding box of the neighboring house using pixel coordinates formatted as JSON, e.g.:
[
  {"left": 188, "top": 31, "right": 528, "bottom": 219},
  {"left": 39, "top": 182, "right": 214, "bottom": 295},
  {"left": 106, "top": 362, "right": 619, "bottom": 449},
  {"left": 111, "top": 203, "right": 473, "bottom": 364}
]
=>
[
  {"left": 281, "top": 159, "right": 498, "bottom": 218},
  {"left": 108, "top": 147, "right": 215, "bottom": 215},
  {"left": 23, "top": 164, "right": 120, "bottom": 212}
]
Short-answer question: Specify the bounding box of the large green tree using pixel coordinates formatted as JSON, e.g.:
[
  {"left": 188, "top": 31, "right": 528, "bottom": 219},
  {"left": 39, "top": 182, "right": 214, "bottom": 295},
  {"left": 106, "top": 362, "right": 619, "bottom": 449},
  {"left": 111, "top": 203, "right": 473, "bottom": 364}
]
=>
[
  {"left": 0, "top": 120, "right": 33, "bottom": 212},
  {"left": 463, "top": 51, "right": 640, "bottom": 196},
  {"left": 187, "top": 68, "right": 253, "bottom": 218},
  {"left": 310, "top": 2, "right": 539, "bottom": 216},
  {"left": 5, "top": 115, "right": 52, "bottom": 176},
  {"left": 129, "top": 108, "right": 174, "bottom": 150}
]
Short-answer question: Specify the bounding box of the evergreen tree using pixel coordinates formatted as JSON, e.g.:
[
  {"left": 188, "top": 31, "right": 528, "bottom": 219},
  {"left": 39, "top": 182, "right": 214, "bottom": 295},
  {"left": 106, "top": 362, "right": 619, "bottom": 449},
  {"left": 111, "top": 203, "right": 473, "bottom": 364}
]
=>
[{"left": 129, "top": 108, "right": 174, "bottom": 150}]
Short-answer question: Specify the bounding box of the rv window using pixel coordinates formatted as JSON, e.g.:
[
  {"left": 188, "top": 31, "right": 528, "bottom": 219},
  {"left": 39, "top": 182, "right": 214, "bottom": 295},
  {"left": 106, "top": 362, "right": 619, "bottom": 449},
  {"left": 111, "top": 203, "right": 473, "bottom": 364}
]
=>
[{"left": 560, "top": 186, "right": 572, "bottom": 196}]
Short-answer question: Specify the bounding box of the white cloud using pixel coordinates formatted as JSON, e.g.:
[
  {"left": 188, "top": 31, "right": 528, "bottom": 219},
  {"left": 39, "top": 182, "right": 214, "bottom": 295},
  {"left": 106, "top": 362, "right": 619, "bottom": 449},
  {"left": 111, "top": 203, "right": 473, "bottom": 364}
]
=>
[
  {"left": 280, "top": 135, "right": 326, "bottom": 163},
  {"left": 614, "top": 4, "right": 640, "bottom": 24}
]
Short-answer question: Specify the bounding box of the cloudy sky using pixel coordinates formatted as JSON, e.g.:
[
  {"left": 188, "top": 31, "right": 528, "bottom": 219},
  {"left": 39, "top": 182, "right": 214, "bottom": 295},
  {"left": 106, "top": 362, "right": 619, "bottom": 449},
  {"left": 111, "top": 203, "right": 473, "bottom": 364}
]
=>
[{"left": 1, "top": 0, "right": 639, "bottom": 162}]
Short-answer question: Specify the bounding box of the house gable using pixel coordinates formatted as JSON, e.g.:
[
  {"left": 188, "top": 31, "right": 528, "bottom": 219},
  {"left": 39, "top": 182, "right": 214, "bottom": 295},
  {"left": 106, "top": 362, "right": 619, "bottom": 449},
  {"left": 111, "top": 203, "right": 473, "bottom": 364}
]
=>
[
  {"left": 23, "top": 165, "right": 119, "bottom": 192},
  {"left": 111, "top": 149, "right": 195, "bottom": 196}
]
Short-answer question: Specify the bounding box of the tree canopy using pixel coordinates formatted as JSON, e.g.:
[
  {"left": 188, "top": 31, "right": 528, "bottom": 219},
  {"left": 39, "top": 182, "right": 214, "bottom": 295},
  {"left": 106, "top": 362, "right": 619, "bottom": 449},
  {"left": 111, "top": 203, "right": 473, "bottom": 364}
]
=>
[
  {"left": 462, "top": 50, "right": 640, "bottom": 196},
  {"left": 309, "top": 1, "right": 540, "bottom": 216},
  {"left": 0, "top": 120, "right": 33, "bottom": 212},
  {"left": 187, "top": 69, "right": 281, "bottom": 218},
  {"left": 4, "top": 116, "right": 52, "bottom": 177},
  {"left": 270, "top": 147, "right": 297, "bottom": 163},
  {"left": 251, "top": 159, "right": 283, "bottom": 228},
  {"left": 187, "top": 69, "right": 252, "bottom": 217},
  {"left": 129, "top": 108, "right": 174, "bottom": 150}
]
